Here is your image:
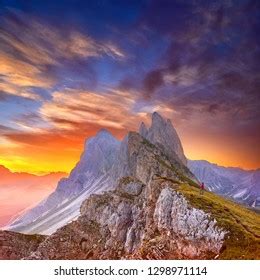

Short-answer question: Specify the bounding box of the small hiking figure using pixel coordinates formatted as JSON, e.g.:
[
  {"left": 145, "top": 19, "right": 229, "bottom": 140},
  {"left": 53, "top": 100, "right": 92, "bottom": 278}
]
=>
[{"left": 200, "top": 182, "right": 205, "bottom": 195}]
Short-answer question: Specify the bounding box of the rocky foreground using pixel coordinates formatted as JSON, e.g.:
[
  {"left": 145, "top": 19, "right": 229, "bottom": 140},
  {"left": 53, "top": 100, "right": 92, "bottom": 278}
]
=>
[
  {"left": 0, "top": 231, "right": 45, "bottom": 260},
  {"left": 0, "top": 176, "right": 227, "bottom": 260},
  {"left": 25, "top": 176, "right": 226, "bottom": 260}
]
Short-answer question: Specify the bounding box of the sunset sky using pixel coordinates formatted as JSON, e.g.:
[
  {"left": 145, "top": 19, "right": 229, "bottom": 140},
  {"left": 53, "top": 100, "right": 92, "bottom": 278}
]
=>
[{"left": 0, "top": 0, "right": 259, "bottom": 175}]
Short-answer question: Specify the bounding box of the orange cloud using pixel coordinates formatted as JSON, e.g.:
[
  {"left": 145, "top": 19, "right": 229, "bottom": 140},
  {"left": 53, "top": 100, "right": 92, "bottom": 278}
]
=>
[
  {"left": 0, "top": 131, "right": 82, "bottom": 174},
  {"left": 0, "top": 51, "right": 54, "bottom": 99},
  {"left": 40, "top": 88, "right": 144, "bottom": 130},
  {"left": 0, "top": 81, "right": 41, "bottom": 101}
]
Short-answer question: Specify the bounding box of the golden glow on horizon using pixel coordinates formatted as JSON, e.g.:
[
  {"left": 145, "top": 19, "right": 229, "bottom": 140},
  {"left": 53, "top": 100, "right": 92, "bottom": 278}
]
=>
[
  {"left": 181, "top": 133, "right": 259, "bottom": 171},
  {"left": 1, "top": 130, "right": 259, "bottom": 176},
  {"left": 0, "top": 135, "right": 83, "bottom": 175},
  {"left": 0, "top": 156, "right": 77, "bottom": 175}
]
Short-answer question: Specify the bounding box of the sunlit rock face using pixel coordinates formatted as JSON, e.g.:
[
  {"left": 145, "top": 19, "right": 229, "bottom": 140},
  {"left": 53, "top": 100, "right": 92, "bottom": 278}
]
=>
[
  {"left": 23, "top": 125, "right": 226, "bottom": 260},
  {"left": 2, "top": 112, "right": 259, "bottom": 260},
  {"left": 111, "top": 130, "right": 194, "bottom": 186},
  {"left": 153, "top": 187, "right": 226, "bottom": 256}
]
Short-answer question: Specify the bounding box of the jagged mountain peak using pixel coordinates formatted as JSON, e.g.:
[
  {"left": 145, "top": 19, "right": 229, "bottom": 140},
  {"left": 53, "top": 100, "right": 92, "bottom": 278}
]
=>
[
  {"left": 77, "top": 128, "right": 120, "bottom": 172},
  {"left": 151, "top": 111, "right": 165, "bottom": 123},
  {"left": 97, "top": 128, "right": 114, "bottom": 137},
  {"left": 65, "top": 129, "right": 120, "bottom": 184},
  {"left": 8, "top": 129, "right": 121, "bottom": 234},
  {"left": 140, "top": 112, "right": 187, "bottom": 166},
  {"left": 84, "top": 128, "right": 117, "bottom": 148},
  {"left": 139, "top": 122, "right": 148, "bottom": 138},
  {"left": 3, "top": 112, "right": 260, "bottom": 260}
]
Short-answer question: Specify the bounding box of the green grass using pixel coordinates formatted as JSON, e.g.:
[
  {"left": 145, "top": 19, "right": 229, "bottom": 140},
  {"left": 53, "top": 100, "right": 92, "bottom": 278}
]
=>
[{"left": 176, "top": 183, "right": 260, "bottom": 259}]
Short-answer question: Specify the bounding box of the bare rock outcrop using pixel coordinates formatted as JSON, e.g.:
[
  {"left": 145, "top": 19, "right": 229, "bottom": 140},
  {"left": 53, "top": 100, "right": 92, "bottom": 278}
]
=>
[
  {"left": 153, "top": 187, "right": 227, "bottom": 257},
  {"left": 2, "top": 112, "right": 229, "bottom": 260},
  {"left": 26, "top": 177, "right": 227, "bottom": 260},
  {"left": 21, "top": 126, "right": 226, "bottom": 260}
]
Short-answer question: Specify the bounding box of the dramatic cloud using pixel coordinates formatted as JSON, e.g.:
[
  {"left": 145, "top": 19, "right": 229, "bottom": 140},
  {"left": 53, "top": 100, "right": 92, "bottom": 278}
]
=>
[
  {"left": 40, "top": 88, "right": 139, "bottom": 130},
  {"left": 139, "top": 0, "right": 260, "bottom": 144},
  {"left": 0, "top": 9, "right": 124, "bottom": 100},
  {"left": 0, "top": 50, "right": 54, "bottom": 99}
]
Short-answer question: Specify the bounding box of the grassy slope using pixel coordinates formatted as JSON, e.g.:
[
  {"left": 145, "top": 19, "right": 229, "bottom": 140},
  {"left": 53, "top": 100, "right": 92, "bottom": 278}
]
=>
[
  {"left": 139, "top": 138, "right": 259, "bottom": 259},
  {"left": 177, "top": 183, "right": 260, "bottom": 259}
]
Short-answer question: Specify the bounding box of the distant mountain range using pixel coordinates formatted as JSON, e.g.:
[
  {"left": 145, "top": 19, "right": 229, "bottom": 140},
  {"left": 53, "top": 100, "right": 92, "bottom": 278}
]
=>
[
  {"left": 188, "top": 160, "right": 260, "bottom": 209},
  {"left": 0, "top": 165, "right": 66, "bottom": 227}
]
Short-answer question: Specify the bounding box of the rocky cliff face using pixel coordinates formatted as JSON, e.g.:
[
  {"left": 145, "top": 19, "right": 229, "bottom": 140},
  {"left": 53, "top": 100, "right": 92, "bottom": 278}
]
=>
[
  {"left": 24, "top": 176, "right": 226, "bottom": 260},
  {"left": 1, "top": 112, "right": 259, "bottom": 260},
  {"left": 112, "top": 131, "right": 195, "bottom": 186}
]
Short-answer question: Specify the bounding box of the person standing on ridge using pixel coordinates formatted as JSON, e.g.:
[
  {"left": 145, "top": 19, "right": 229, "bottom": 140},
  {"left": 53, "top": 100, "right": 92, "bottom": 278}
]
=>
[{"left": 200, "top": 182, "right": 205, "bottom": 195}]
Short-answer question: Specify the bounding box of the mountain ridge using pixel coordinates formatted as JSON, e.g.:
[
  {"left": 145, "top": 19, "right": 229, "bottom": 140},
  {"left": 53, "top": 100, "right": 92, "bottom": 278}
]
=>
[
  {"left": 139, "top": 112, "right": 187, "bottom": 166},
  {"left": 0, "top": 164, "right": 67, "bottom": 177},
  {"left": 188, "top": 159, "right": 260, "bottom": 173}
]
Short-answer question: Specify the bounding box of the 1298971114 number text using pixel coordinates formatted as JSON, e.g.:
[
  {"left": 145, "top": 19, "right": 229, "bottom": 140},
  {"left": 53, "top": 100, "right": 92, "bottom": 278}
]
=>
[{"left": 147, "top": 266, "right": 207, "bottom": 276}]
